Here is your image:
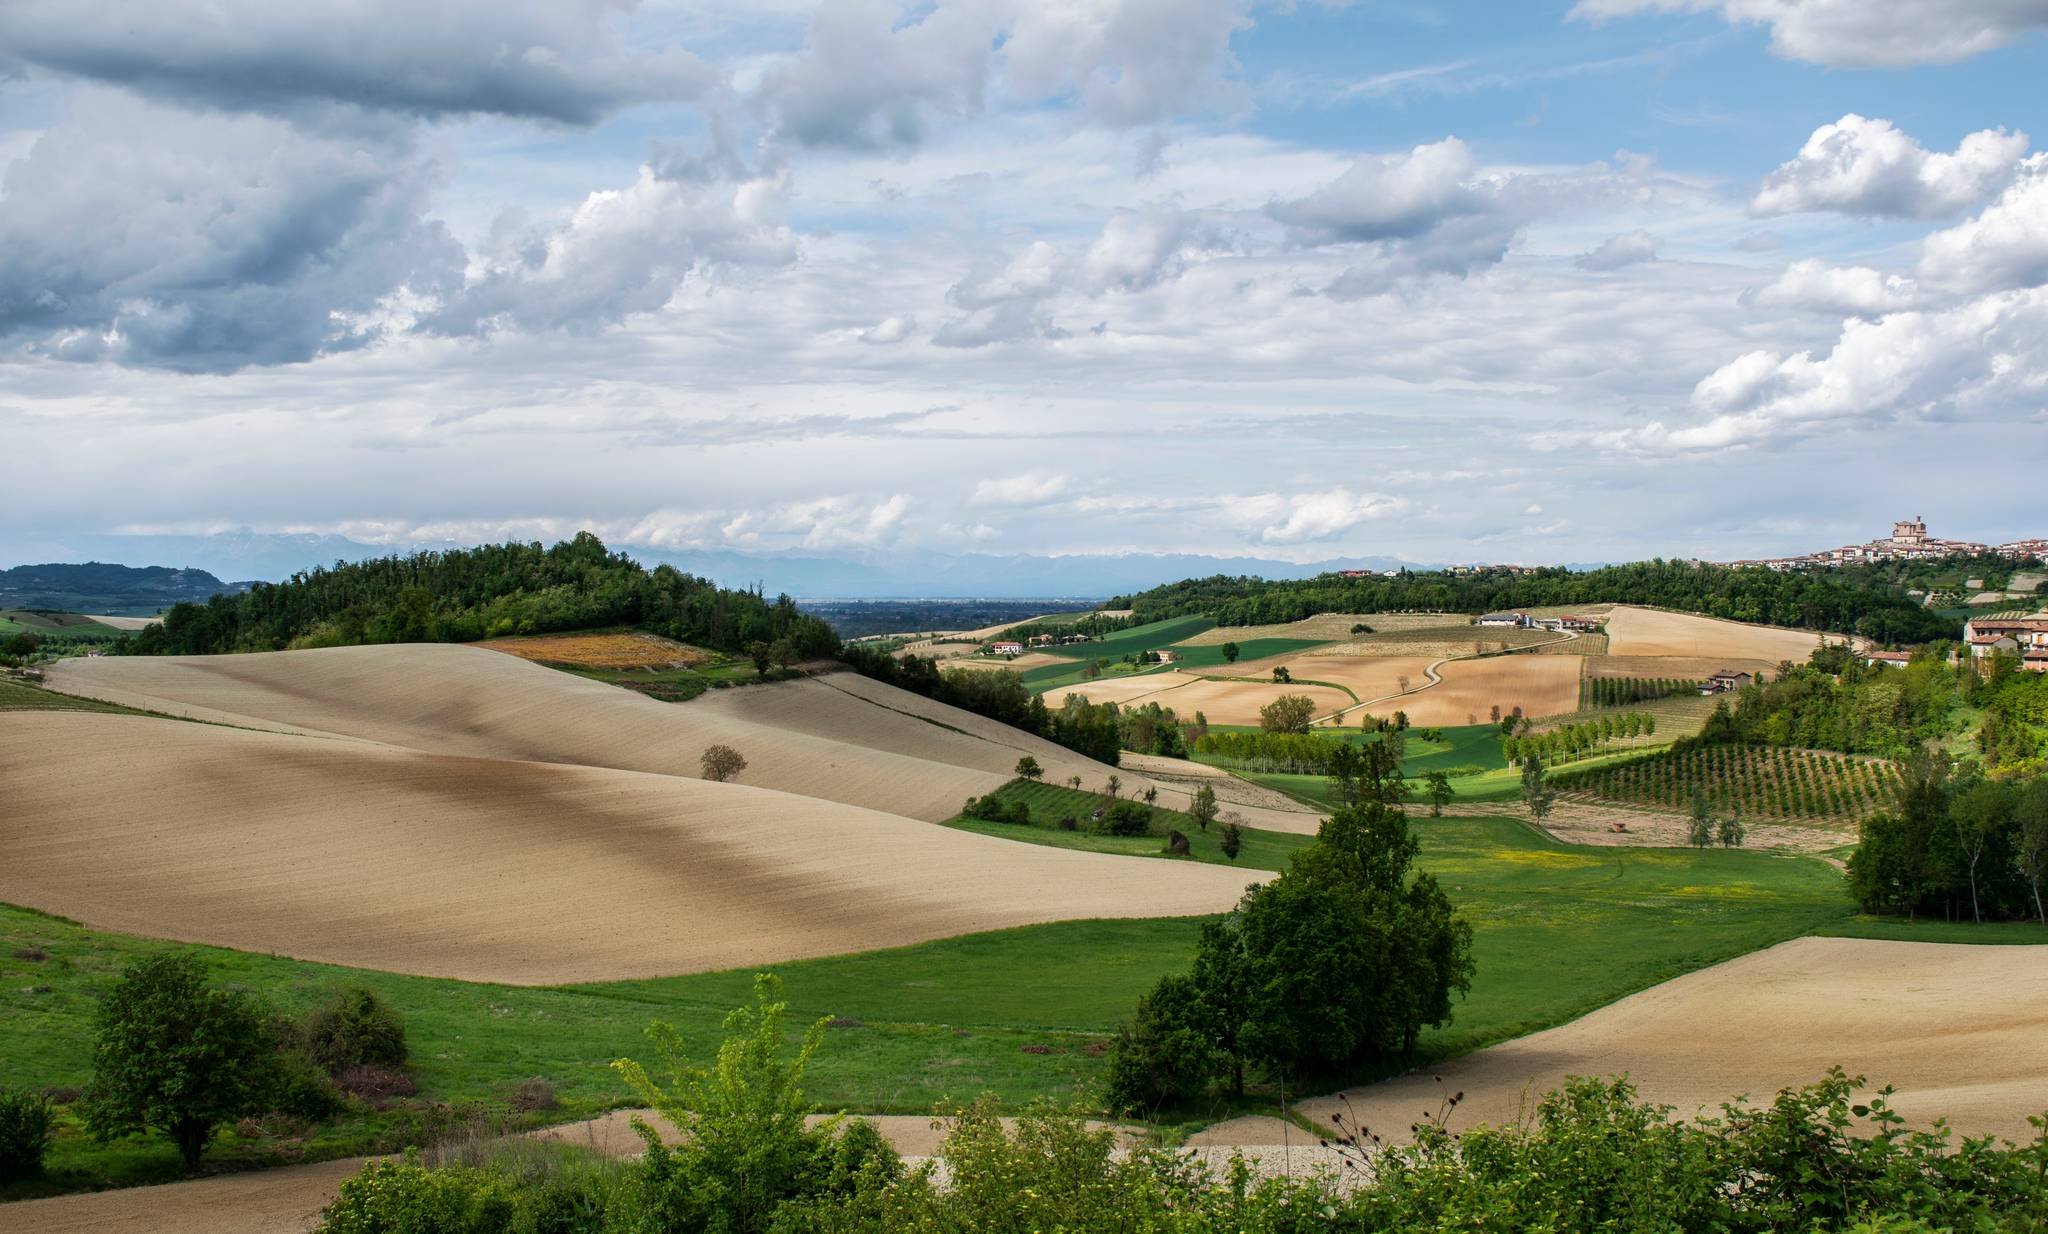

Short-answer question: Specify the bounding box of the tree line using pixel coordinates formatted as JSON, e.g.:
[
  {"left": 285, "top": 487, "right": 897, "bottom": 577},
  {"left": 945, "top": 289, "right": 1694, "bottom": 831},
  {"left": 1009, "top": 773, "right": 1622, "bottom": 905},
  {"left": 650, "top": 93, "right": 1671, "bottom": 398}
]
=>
[
  {"left": 122, "top": 533, "right": 839, "bottom": 661},
  {"left": 840, "top": 643, "right": 1122, "bottom": 764},
  {"left": 1109, "top": 559, "right": 1958, "bottom": 644},
  {"left": 1850, "top": 752, "right": 2048, "bottom": 923}
]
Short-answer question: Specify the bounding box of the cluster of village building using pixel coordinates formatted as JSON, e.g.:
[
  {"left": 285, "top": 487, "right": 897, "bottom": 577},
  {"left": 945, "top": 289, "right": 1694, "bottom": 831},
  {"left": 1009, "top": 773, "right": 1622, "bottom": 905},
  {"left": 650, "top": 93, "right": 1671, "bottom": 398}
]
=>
[{"left": 1729, "top": 517, "right": 2048, "bottom": 572}]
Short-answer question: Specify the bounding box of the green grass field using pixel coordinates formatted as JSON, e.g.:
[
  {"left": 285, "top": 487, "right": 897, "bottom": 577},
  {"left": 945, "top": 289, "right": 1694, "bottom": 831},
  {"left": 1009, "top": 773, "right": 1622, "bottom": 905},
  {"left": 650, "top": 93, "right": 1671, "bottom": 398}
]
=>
[
  {"left": 0, "top": 811, "right": 1866, "bottom": 1194},
  {"left": 946, "top": 779, "right": 1312, "bottom": 869},
  {"left": 1032, "top": 615, "right": 1216, "bottom": 661},
  {"left": 1192, "top": 723, "right": 1522, "bottom": 808}
]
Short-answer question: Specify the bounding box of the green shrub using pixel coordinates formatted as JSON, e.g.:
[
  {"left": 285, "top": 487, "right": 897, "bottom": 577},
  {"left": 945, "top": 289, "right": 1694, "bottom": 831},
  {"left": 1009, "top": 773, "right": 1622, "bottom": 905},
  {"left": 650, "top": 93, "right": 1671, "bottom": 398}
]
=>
[
  {"left": 271, "top": 1049, "right": 345, "bottom": 1121},
  {"left": 0, "top": 1088, "right": 54, "bottom": 1182},
  {"left": 1097, "top": 800, "right": 1152, "bottom": 836},
  {"left": 1102, "top": 974, "right": 1215, "bottom": 1113},
  {"left": 319, "top": 1156, "right": 521, "bottom": 1234},
  {"left": 300, "top": 987, "right": 408, "bottom": 1075}
]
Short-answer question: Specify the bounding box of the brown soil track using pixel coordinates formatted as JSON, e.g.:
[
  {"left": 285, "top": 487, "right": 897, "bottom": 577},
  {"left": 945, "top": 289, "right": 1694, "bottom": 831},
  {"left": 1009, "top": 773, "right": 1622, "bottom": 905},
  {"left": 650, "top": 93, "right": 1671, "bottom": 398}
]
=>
[
  {"left": 1297, "top": 937, "right": 2048, "bottom": 1144},
  {"left": 476, "top": 630, "right": 711, "bottom": 669},
  {"left": 0, "top": 712, "right": 1263, "bottom": 985}
]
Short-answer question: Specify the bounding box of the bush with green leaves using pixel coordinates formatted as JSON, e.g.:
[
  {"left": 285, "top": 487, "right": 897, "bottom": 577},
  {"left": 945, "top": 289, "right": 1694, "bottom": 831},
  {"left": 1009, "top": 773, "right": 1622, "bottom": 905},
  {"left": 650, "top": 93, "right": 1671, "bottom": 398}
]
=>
[
  {"left": 1097, "top": 799, "right": 1153, "bottom": 837},
  {"left": 0, "top": 1087, "right": 55, "bottom": 1182},
  {"left": 300, "top": 987, "right": 409, "bottom": 1076},
  {"left": 81, "top": 952, "right": 291, "bottom": 1170},
  {"left": 611, "top": 974, "right": 900, "bottom": 1234}
]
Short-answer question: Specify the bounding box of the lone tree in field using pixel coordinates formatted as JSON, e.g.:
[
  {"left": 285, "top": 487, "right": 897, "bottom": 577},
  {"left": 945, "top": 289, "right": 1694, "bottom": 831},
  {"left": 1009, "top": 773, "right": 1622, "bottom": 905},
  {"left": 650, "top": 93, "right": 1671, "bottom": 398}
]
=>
[
  {"left": 1718, "top": 810, "right": 1746, "bottom": 848},
  {"left": 83, "top": 953, "right": 284, "bottom": 1172},
  {"left": 1218, "top": 819, "right": 1244, "bottom": 862},
  {"left": 1688, "top": 787, "right": 1715, "bottom": 848},
  {"left": 1259, "top": 693, "right": 1317, "bottom": 735},
  {"left": 1068, "top": 774, "right": 1083, "bottom": 790},
  {"left": 1271, "top": 665, "right": 1292, "bottom": 684},
  {"left": 1015, "top": 755, "right": 1043, "bottom": 781},
  {"left": 1424, "top": 770, "right": 1454, "bottom": 817},
  {"left": 1521, "top": 753, "right": 1555, "bottom": 821},
  {"left": 700, "top": 744, "right": 748, "bottom": 783},
  {"left": 1189, "top": 784, "right": 1219, "bottom": 832},
  {"left": 1221, "top": 642, "right": 1240, "bottom": 664},
  {"left": 1143, "top": 786, "right": 1158, "bottom": 805},
  {"left": 1104, "top": 774, "right": 1122, "bottom": 799},
  {"left": 746, "top": 640, "right": 773, "bottom": 680}
]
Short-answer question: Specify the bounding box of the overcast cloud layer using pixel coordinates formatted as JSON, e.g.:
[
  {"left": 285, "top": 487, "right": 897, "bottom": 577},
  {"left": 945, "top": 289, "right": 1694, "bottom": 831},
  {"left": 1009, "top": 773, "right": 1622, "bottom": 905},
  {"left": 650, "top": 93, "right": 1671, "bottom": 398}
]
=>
[{"left": 3, "top": 0, "right": 2046, "bottom": 577}]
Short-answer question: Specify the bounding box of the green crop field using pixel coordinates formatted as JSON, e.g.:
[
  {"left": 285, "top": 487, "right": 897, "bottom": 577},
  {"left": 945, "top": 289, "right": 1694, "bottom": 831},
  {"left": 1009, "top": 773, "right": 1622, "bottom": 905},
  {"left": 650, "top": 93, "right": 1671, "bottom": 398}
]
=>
[
  {"left": 1, "top": 808, "right": 1872, "bottom": 1194},
  {"left": 1556, "top": 743, "right": 1899, "bottom": 824},
  {"left": 1191, "top": 723, "right": 1518, "bottom": 807},
  {"left": 1033, "top": 615, "right": 1216, "bottom": 662}
]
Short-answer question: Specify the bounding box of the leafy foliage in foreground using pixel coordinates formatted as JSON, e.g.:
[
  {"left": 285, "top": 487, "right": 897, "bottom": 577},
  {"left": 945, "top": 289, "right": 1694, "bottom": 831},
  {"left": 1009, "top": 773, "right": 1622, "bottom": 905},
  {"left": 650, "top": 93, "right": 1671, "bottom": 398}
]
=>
[
  {"left": 125, "top": 533, "right": 837, "bottom": 661},
  {"left": 317, "top": 985, "right": 2048, "bottom": 1233}
]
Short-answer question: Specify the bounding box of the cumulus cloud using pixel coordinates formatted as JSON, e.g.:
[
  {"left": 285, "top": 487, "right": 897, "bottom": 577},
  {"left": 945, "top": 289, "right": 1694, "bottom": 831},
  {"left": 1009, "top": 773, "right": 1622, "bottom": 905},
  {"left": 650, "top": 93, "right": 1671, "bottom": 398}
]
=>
[
  {"left": 721, "top": 493, "right": 913, "bottom": 551},
  {"left": 423, "top": 166, "right": 797, "bottom": 335},
  {"left": 0, "top": 0, "right": 715, "bottom": 124},
  {"left": 1575, "top": 230, "right": 1659, "bottom": 271},
  {"left": 1751, "top": 114, "right": 2028, "bottom": 218},
  {"left": 1267, "top": 138, "right": 1487, "bottom": 245},
  {"left": 1082, "top": 206, "right": 1190, "bottom": 292},
  {"left": 1231, "top": 488, "right": 1410, "bottom": 545},
  {"left": 1570, "top": 0, "right": 2048, "bottom": 68},
  {"left": 1660, "top": 288, "right": 2048, "bottom": 447},
  {"left": 971, "top": 472, "right": 1071, "bottom": 506},
  {"left": 859, "top": 315, "right": 915, "bottom": 344},
  {"left": 1917, "top": 157, "right": 2048, "bottom": 293},
  {"left": 1749, "top": 259, "right": 1918, "bottom": 316},
  {"left": 0, "top": 92, "right": 460, "bottom": 371},
  {"left": 754, "top": 0, "right": 1252, "bottom": 149}
]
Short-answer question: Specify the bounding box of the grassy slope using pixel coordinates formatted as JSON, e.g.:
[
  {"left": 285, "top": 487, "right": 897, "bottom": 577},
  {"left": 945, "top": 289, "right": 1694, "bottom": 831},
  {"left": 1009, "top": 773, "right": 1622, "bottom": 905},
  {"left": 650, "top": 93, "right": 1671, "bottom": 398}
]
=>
[
  {"left": 0, "top": 678, "right": 158, "bottom": 716},
  {"left": 2, "top": 804, "right": 1868, "bottom": 1194},
  {"left": 948, "top": 779, "right": 1312, "bottom": 869}
]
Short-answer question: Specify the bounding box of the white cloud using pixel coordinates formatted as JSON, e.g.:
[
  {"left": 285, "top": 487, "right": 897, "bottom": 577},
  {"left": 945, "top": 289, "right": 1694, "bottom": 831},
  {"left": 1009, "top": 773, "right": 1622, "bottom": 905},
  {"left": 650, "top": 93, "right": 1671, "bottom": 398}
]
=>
[
  {"left": 1571, "top": 1, "right": 2048, "bottom": 68},
  {"left": 1751, "top": 114, "right": 2027, "bottom": 218},
  {"left": 859, "top": 314, "right": 916, "bottom": 344},
  {"left": 1232, "top": 487, "right": 1410, "bottom": 545},
  {"left": 424, "top": 166, "right": 797, "bottom": 335},
  {"left": 971, "top": 473, "right": 1071, "bottom": 507},
  {"left": 1266, "top": 137, "right": 1486, "bottom": 245},
  {"left": 1575, "top": 229, "right": 1659, "bottom": 271},
  {"left": 1081, "top": 206, "right": 1190, "bottom": 292},
  {"left": 752, "top": 0, "right": 1253, "bottom": 149},
  {"left": 721, "top": 493, "right": 913, "bottom": 550},
  {"left": 0, "top": 91, "right": 460, "bottom": 371},
  {"left": 0, "top": 0, "right": 716, "bottom": 124},
  {"left": 1917, "top": 157, "right": 2048, "bottom": 293},
  {"left": 1749, "top": 259, "right": 1918, "bottom": 315}
]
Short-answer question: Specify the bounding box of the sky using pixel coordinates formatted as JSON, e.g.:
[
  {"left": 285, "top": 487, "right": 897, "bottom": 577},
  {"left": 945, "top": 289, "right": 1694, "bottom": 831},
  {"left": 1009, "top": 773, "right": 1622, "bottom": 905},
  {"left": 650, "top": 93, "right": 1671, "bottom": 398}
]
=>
[{"left": 3, "top": 0, "right": 2047, "bottom": 574}]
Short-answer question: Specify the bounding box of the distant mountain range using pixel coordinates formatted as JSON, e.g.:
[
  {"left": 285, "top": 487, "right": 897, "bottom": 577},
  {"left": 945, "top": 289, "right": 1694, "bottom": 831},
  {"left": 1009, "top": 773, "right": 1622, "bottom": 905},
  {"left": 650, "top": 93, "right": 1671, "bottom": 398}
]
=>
[
  {"left": 0, "top": 562, "right": 256, "bottom": 615},
  {"left": 1, "top": 531, "right": 1431, "bottom": 600}
]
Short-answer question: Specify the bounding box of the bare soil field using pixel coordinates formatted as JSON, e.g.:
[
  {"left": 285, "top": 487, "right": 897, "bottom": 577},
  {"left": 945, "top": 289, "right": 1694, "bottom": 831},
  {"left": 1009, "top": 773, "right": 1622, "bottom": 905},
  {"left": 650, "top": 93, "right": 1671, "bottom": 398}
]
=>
[
  {"left": 1040, "top": 672, "right": 1196, "bottom": 710},
  {"left": 83, "top": 614, "right": 159, "bottom": 630},
  {"left": 1135, "top": 676, "right": 1354, "bottom": 727},
  {"left": 0, "top": 713, "right": 1263, "bottom": 985},
  {"left": 476, "top": 630, "right": 711, "bottom": 669},
  {"left": 43, "top": 646, "right": 1049, "bottom": 823},
  {"left": 1586, "top": 654, "right": 1782, "bottom": 680},
  {"left": 1382, "top": 655, "right": 1584, "bottom": 727},
  {"left": 1602, "top": 606, "right": 1826, "bottom": 662},
  {"left": 1273, "top": 654, "right": 1438, "bottom": 704},
  {"left": 1298, "top": 937, "right": 2048, "bottom": 1144}
]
